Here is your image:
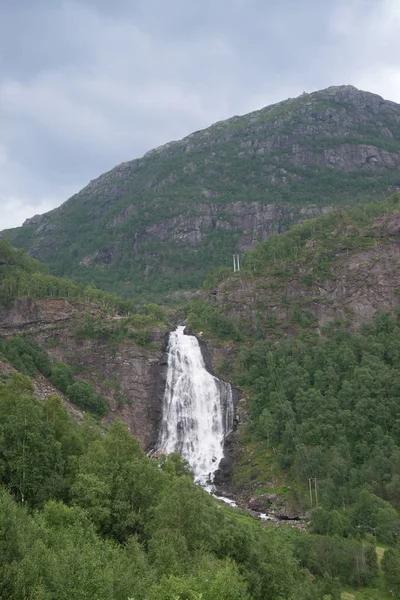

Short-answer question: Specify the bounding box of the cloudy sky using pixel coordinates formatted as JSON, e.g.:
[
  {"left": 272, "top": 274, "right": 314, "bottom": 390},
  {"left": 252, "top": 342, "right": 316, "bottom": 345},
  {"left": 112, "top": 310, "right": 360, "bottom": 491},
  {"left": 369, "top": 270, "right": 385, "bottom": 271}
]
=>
[{"left": 1, "top": 0, "right": 400, "bottom": 229}]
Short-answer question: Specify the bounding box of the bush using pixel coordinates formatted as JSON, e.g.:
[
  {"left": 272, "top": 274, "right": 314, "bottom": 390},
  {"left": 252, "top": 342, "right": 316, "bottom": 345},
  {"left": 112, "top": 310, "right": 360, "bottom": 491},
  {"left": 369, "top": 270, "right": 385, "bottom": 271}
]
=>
[
  {"left": 66, "top": 382, "right": 108, "bottom": 417},
  {"left": 50, "top": 362, "right": 75, "bottom": 393},
  {"left": 382, "top": 546, "right": 400, "bottom": 596},
  {"left": 187, "top": 300, "right": 243, "bottom": 341}
]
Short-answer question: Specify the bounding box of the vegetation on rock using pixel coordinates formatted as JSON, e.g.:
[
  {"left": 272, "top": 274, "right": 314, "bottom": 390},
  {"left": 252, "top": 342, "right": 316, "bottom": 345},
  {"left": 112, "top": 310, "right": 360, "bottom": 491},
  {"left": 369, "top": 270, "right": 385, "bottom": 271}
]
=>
[
  {"left": 3, "top": 85, "right": 400, "bottom": 301},
  {"left": 236, "top": 312, "right": 400, "bottom": 537},
  {"left": 2, "top": 102, "right": 400, "bottom": 593},
  {"left": 0, "top": 336, "right": 109, "bottom": 416}
]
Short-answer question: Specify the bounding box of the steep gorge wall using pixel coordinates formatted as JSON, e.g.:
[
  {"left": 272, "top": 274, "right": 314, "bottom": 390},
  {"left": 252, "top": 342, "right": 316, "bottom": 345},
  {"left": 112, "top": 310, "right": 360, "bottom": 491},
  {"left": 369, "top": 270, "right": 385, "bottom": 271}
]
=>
[{"left": 0, "top": 298, "right": 169, "bottom": 448}]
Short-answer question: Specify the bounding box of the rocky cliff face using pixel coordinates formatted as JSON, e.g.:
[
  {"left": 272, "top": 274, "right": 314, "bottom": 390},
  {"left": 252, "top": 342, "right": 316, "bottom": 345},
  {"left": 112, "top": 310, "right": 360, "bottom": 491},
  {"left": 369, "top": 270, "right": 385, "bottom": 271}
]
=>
[
  {"left": 0, "top": 299, "right": 169, "bottom": 448},
  {"left": 205, "top": 210, "right": 400, "bottom": 338},
  {"left": 115, "top": 202, "right": 333, "bottom": 257},
  {"left": 4, "top": 86, "right": 400, "bottom": 300}
]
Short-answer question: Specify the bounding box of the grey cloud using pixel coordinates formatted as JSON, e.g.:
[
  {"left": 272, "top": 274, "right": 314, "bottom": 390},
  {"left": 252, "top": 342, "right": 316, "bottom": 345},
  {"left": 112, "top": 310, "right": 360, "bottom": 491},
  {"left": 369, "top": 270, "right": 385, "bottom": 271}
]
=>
[{"left": 0, "top": 0, "right": 399, "bottom": 229}]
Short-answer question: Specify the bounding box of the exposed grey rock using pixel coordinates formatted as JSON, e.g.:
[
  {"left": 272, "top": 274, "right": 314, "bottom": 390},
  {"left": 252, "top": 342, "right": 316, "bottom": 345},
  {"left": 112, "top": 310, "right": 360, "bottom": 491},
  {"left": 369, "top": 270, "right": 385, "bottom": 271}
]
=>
[
  {"left": 0, "top": 298, "right": 169, "bottom": 448},
  {"left": 209, "top": 216, "right": 400, "bottom": 332},
  {"left": 106, "top": 204, "right": 137, "bottom": 228},
  {"left": 23, "top": 214, "right": 45, "bottom": 227},
  {"left": 248, "top": 494, "right": 279, "bottom": 512},
  {"left": 130, "top": 202, "right": 333, "bottom": 254},
  {"left": 80, "top": 247, "right": 115, "bottom": 267},
  {"left": 35, "top": 223, "right": 60, "bottom": 235}
]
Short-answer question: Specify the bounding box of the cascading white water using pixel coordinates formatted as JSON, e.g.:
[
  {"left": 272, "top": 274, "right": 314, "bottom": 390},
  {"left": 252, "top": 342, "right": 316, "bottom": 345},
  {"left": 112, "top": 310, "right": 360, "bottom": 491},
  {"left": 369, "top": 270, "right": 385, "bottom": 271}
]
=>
[{"left": 157, "top": 325, "right": 234, "bottom": 486}]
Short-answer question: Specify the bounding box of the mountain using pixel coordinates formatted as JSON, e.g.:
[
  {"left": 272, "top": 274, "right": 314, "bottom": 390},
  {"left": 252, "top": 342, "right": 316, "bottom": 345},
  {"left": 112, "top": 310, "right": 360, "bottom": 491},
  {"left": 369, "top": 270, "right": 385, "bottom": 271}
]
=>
[
  {"left": 3, "top": 85, "right": 400, "bottom": 301},
  {"left": 198, "top": 194, "right": 400, "bottom": 343}
]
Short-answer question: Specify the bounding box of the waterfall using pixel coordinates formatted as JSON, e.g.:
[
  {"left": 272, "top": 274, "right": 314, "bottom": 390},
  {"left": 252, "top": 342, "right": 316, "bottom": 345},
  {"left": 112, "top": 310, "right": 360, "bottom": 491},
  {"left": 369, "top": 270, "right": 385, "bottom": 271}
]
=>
[{"left": 157, "top": 325, "right": 234, "bottom": 486}]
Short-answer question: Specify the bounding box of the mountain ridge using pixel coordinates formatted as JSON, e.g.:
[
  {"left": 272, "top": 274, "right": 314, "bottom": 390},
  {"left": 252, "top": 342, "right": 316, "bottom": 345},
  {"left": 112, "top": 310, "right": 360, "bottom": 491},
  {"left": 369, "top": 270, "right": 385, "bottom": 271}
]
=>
[{"left": 3, "top": 84, "right": 400, "bottom": 301}]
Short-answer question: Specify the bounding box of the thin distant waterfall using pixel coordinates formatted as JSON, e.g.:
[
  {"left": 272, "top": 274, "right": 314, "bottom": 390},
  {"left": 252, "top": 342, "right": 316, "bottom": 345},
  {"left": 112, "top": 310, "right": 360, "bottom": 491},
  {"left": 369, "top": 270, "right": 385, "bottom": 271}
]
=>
[{"left": 157, "top": 326, "right": 234, "bottom": 486}]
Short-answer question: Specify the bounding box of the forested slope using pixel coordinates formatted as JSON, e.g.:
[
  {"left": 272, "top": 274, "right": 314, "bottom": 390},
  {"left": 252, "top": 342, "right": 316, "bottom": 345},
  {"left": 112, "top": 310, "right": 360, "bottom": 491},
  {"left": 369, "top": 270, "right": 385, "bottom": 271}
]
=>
[
  {"left": 0, "top": 239, "right": 172, "bottom": 443},
  {"left": 0, "top": 374, "right": 383, "bottom": 599},
  {"left": 0, "top": 239, "right": 134, "bottom": 312},
  {"left": 184, "top": 197, "right": 400, "bottom": 597}
]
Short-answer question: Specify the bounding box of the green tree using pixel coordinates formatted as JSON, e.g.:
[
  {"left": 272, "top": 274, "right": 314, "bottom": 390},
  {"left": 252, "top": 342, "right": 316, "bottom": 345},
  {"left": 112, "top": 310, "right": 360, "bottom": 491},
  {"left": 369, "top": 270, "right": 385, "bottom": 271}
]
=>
[
  {"left": 0, "top": 375, "right": 64, "bottom": 506},
  {"left": 382, "top": 546, "right": 400, "bottom": 596},
  {"left": 66, "top": 381, "right": 108, "bottom": 416},
  {"left": 50, "top": 362, "right": 74, "bottom": 393}
]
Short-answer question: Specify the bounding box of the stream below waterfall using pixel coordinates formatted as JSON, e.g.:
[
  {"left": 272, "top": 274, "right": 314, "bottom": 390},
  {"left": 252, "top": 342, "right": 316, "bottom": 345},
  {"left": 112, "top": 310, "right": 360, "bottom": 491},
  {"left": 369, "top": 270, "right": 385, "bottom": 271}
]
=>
[{"left": 157, "top": 325, "right": 234, "bottom": 486}]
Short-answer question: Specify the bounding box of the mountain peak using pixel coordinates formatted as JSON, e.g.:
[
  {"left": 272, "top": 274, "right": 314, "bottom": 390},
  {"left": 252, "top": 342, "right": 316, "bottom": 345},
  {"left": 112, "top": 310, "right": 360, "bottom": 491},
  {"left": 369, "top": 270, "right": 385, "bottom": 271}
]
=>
[{"left": 4, "top": 85, "right": 400, "bottom": 301}]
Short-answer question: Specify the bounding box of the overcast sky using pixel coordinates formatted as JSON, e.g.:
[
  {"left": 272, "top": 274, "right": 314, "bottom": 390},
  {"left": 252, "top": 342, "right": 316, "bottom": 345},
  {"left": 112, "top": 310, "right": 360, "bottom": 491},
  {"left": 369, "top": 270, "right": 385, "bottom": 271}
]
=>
[{"left": 1, "top": 0, "right": 400, "bottom": 230}]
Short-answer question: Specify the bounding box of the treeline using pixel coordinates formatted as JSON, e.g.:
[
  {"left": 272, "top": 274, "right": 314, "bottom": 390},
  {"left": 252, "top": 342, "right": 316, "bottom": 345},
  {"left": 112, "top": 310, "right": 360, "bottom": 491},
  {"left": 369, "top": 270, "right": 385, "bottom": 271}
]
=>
[
  {"left": 0, "top": 336, "right": 108, "bottom": 416},
  {"left": 0, "top": 240, "right": 134, "bottom": 312},
  {"left": 0, "top": 374, "right": 386, "bottom": 599},
  {"left": 237, "top": 310, "right": 400, "bottom": 547}
]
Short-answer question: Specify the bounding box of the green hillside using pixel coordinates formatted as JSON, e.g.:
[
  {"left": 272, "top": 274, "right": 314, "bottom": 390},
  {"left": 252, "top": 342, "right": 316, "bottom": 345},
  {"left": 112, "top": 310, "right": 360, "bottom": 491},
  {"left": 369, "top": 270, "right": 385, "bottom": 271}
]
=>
[
  {"left": 3, "top": 85, "right": 400, "bottom": 301},
  {"left": 185, "top": 197, "right": 400, "bottom": 597},
  {"left": 0, "top": 239, "right": 136, "bottom": 313},
  {"left": 0, "top": 373, "right": 384, "bottom": 599},
  {"left": 194, "top": 193, "right": 400, "bottom": 339},
  {"left": 0, "top": 241, "right": 170, "bottom": 417}
]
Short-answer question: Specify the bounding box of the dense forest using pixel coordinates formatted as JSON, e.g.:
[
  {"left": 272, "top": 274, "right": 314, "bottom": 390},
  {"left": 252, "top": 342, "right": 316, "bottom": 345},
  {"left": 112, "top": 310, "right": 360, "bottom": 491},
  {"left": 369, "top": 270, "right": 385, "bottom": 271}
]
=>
[
  {"left": 1, "top": 324, "right": 400, "bottom": 597},
  {"left": 183, "top": 199, "right": 400, "bottom": 598},
  {"left": 184, "top": 307, "right": 400, "bottom": 596},
  {"left": 237, "top": 311, "right": 400, "bottom": 529},
  {"left": 0, "top": 374, "right": 362, "bottom": 600}
]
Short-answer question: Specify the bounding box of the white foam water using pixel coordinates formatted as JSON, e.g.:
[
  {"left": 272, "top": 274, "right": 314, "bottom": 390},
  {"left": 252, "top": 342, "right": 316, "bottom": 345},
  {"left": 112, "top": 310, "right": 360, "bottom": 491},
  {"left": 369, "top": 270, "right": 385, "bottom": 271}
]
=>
[{"left": 157, "top": 326, "right": 234, "bottom": 486}]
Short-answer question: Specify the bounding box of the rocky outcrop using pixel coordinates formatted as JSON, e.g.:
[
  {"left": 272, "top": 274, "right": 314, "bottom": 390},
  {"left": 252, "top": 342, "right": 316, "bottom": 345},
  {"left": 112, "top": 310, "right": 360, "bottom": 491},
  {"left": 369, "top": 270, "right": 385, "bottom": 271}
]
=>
[
  {"left": 123, "top": 202, "right": 333, "bottom": 256},
  {"left": 22, "top": 214, "right": 46, "bottom": 228},
  {"left": 293, "top": 143, "right": 400, "bottom": 170},
  {"left": 0, "top": 298, "right": 77, "bottom": 331},
  {"left": 80, "top": 247, "right": 115, "bottom": 267},
  {"left": 372, "top": 210, "right": 400, "bottom": 237},
  {"left": 0, "top": 300, "right": 242, "bottom": 454},
  {"left": 0, "top": 298, "right": 169, "bottom": 448},
  {"left": 41, "top": 332, "right": 167, "bottom": 448},
  {"left": 207, "top": 212, "right": 400, "bottom": 333},
  {"left": 211, "top": 243, "right": 400, "bottom": 331}
]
